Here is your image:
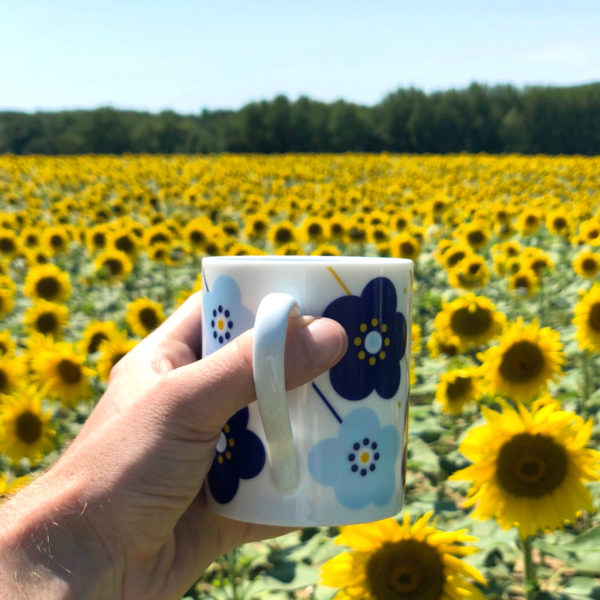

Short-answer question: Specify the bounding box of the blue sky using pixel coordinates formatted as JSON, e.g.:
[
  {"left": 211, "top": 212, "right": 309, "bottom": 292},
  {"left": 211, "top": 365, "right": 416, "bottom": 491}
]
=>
[{"left": 2, "top": 0, "right": 599, "bottom": 113}]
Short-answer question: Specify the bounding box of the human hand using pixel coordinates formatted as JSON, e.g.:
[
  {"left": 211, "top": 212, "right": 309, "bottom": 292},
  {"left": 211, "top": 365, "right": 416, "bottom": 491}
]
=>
[{"left": 0, "top": 291, "right": 347, "bottom": 599}]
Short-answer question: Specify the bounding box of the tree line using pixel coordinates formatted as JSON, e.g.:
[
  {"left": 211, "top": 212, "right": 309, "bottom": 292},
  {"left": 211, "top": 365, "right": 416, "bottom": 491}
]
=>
[{"left": 1, "top": 82, "right": 599, "bottom": 155}]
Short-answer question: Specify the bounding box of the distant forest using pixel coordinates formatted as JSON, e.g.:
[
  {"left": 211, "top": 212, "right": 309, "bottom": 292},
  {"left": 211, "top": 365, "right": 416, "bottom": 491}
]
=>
[{"left": 2, "top": 83, "right": 600, "bottom": 155}]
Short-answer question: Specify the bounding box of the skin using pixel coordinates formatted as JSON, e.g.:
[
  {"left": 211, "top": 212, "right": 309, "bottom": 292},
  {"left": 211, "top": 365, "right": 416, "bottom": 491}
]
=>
[{"left": 0, "top": 292, "right": 348, "bottom": 599}]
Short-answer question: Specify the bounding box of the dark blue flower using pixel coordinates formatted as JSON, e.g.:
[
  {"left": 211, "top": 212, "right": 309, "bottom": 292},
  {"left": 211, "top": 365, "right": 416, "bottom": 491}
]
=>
[
  {"left": 323, "top": 276, "right": 407, "bottom": 401},
  {"left": 207, "top": 407, "right": 266, "bottom": 504}
]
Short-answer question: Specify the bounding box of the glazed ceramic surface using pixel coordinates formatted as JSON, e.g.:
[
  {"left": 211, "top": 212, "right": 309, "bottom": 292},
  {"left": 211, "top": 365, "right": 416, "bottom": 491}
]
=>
[{"left": 202, "top": 256, "right": 413, "bottom": 526}]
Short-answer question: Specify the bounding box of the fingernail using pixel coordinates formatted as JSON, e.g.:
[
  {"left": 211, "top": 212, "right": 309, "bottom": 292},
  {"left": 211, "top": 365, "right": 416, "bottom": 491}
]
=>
[{"left": 305, "top": 318, "right": 347, "bottom": 367}]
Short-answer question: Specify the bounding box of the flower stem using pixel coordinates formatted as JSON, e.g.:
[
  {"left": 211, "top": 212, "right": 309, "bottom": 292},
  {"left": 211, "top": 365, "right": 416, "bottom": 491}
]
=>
[
  {"left": 521, "top": 535, "right": 538, "bottom": 600},
  {"left": 582, "top": 350, "right": 591, "bottom": 416}
]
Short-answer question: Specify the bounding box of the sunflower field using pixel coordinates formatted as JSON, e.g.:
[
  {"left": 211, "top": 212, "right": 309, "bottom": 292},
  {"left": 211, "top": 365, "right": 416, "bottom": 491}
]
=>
[{"left": 2, "top": 153, "right": 600, "bottom": 599}]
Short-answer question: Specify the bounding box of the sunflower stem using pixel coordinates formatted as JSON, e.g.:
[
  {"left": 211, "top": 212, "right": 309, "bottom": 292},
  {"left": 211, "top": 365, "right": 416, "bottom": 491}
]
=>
[
  {"left": 521, "top": 535, "right": 538, "bottom": 600},
  {"left": 582, "top": 350, "right": 591, "bottom": 417}
]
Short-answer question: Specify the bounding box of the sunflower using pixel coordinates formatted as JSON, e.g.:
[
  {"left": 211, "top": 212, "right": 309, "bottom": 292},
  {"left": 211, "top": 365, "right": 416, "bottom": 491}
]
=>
[
  {"left": 0, "top": 229, "right": 20, "bottom": 259},
  {"left": 573, "top": 249, "right": 600, "bottom": 279},
  {"left": 299, "top": 216, "right": 327, "bottom": 244},
  {"left": 41, "top": 226, "right": 70, "bottom": 255},
  {"left": 450, "top": 401, "right": 600, "bottom": 538},
  {"left": 477, "top": 318, "right": 564, "bottom": 402},
  {"left": 126, "top": 298, "right": 166, "bottom": 337},
  {"left": 0, "top": 276, "right": 16, "bottom": 320},
  {"left": 319, "top": 511, "right": 485, "bottom": 600},
  {"left": 427, "top": 331, "right": 461, "bottom": 359},
  {"left": 0, "top": 472, "right": 32, "bottom": 496},
  {"left": 94, "top": 248, "right": 133, "bottom": 281},
  {"left": 24, "top": 299, "right": 69, "bottom": 339},
  {"left": 0, "top": 386, "right": 55, "bottom": 466},
  {"left": 447, "top": 255, "right": 489, "bottom": 290},
  {"left": 460, "top": 221, "right": 490, "bottom": 251},
  {"left": 390, "top": 233, "right": 420, "bottom": 261},
  {"left": 85, "top": 224, "right": 111, "bottom": 253},
  {"left": 0, "top": 355, "right": 27, "bottom": 396},
  {"left": 97, "top": 332, "right": 137, "bottom": 381},
  {"left": 23, "top": 263, "right": 71, "bottom": 303},
  {"left": 573, "top": 283, "right": 600, "bottom": 352},
  {"left": 546, "top": 209, "right": 572, "bottom": 238},
  {"left": 435, "top": 367, "right": 481, "bottom": 415},
  {"left": 80, "top": 320, "right": 121, "bottom": 355},
  {"left": 433, "top": 294, "right": 505, "bottom": 353},
  {"left": 268, "top": 220, "right": 297, "bottom": 247},
  {"left": 108, "top": 227, "right": 139, "bottom": 259},
  {"left": 275, "top": 242, "right": 304, "bottom": 256},
  {"left": 30, "top": 340, "right": 94, "bottom": 407},
  {"left": 580, "top": 219, "right": 600, "bottom": 246},
  {"left": 440, "top": 242, "right": 472, "bottom": 270},
  {"left": 144, "top": 223, "right": 173, "bottom": 248},
  {"left": 327, "top": 217, "right": 346, "bottom": 241},
  {"left": 184, "top": 216, "right": 214, "bottom": 248},
  {"left": 0, "top": 330, "right": 16, "bottom": 356},
  {"left": 508, "top": 268, "right": 539, "bottom": 297},
  {"left": 516, "top": 208, "right": 542, "bottom": 236},
  {"left": 311, "top": 244, "right": 342, "bottom": 256},
  {"left": 388, "top": 212, "right": 411, "bottom": 232}
]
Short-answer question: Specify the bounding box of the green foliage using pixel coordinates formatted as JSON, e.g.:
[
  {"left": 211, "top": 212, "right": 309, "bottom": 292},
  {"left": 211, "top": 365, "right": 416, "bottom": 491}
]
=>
[{"left": 2, "top": 83, "right": 600, "bottom": 155}]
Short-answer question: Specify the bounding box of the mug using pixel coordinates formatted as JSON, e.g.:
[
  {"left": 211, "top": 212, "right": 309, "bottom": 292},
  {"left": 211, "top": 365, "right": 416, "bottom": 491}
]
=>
[{"left": 201, "top": 256, "right": 413, "bottom": 526}]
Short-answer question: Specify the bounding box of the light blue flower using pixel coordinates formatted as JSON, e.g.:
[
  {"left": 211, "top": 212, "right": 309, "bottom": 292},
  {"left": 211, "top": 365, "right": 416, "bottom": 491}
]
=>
[
  {"left": 307, "top": 407, "right": 398, "bottom": 510},
  {"left": 203, "top": 275, "right": 254, "bottom": 356}
]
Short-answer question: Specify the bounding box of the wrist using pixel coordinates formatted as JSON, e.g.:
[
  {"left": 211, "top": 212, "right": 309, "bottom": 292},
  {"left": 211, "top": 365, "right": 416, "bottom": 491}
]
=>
[{"left": 0, "top": 472, "right": 119, "bottom": 599}]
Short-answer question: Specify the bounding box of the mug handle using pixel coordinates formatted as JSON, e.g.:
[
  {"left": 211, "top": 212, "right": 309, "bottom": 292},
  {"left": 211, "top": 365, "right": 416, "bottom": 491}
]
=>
[{"left": 253, "top": 293, "right": 301, "bottom": 491}]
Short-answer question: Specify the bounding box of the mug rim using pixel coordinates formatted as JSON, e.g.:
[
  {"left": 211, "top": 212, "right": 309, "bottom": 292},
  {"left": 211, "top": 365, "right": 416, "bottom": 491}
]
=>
[{"left": 202, "top": 255, "right": 413, "bottom": 266}]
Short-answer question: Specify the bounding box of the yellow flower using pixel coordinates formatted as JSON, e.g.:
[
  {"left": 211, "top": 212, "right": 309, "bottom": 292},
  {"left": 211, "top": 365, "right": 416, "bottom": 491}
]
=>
[
  {"left": 80, "top": 320, "right": 122, "bottom": 355},
  {"left": 23, "top": 264, "right": 71, "bottom": 303},
  {"left": 0, "top": 355, "right": 27, "bottom": 396},
  {"left": 268, "top": 220, "right": 297, "bottom": 247},
  {"left": 573, "top": 283, "right": 600, "bottom": 352},
  {"left": 447, "top": 255, "right": 489, "bottom": 290},
  {"left": 41, "top": 226, "right": 70, "bottom": 255},
  {"left": 390, "top": 233, "right": 420, "bottom": 261},
  {"left": 24, "top": 299, "right": 69, "bottom": 339},
  {"left": 0, "top": 276, "right": 16, "bottom": 320},
  {"left": 0, "top": 472, "right": 32, "bottom": 497},
  {"left": 435, "top": 367, "right": 482, "bottom": 415},
  {"left": 97, "top": 332, "right": 137, "bottom": 381},
  {"left": 0, "top": 330, "right": 16, "bottom": 356},
  {"left": 450, "top": 401, "right": 600, "bottom": 538},
  {"left": 30, "top": 340, "right": 95, "bottom": 407},
  {"left": 126, "top": 298, "right": 166, "bottom": 337},
  {"left": 94, "top": 248, "right": 133, "bottom": 281},
  {"left": 573, "top": 249, "right": 600, "bottom": 279},
  {"left": 320, "top": 512, "right": 485, "bottom": 600},
  {"left": 299, "top": 216, "right": 327, "bottom": 244},
  {"left": 433, "top": 294, "right": 505, "bottom": 353},
  {"left": 0, "top": 229, "right": 20, "bottom": 259},
  {"left": 0, "top": 386, "right": 55, "bottom": 466},
  {"left": 477, "top": 318, "right": 564, "bottom": 402},
  {"left": 508, "top": 268, "right": 539, "bottom": 297}
]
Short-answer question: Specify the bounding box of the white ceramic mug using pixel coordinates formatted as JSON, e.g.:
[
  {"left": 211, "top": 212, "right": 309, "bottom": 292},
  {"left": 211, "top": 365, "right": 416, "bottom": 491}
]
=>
[{"left": 201, "top": 256, "right": 413, "bottom": 526}]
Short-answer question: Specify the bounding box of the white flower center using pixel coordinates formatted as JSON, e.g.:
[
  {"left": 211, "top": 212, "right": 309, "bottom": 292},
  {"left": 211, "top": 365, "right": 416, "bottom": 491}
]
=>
[
  {"left": 364, "top": 330, "right": 383, "bottom": 354},
  {"left": 216, "top": 432, "right": 227, "bottom": 453}
]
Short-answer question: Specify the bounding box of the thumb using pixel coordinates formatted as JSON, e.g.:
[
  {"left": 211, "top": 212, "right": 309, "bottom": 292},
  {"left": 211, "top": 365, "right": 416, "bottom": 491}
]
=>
[{"left": 161, "top": 316, "right": 347, "bottom": 435}]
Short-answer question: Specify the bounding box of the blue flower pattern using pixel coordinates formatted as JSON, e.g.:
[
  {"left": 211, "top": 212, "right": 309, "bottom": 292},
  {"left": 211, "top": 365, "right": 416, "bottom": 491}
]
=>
[
  {"left": 203, "top": 274, "right": 254, "bottom": 356},
  {"left": 307, "top": 407, "right": 398, "bottom": 509},
  {"left": 323, "top": 276, "right": 407, "bottom": 400},
  {"left": 203, "top": 272, "right": 264, "bottom": 503},
  {"left": 207, "top": 407, "right": 266, "bottom": 504}
]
